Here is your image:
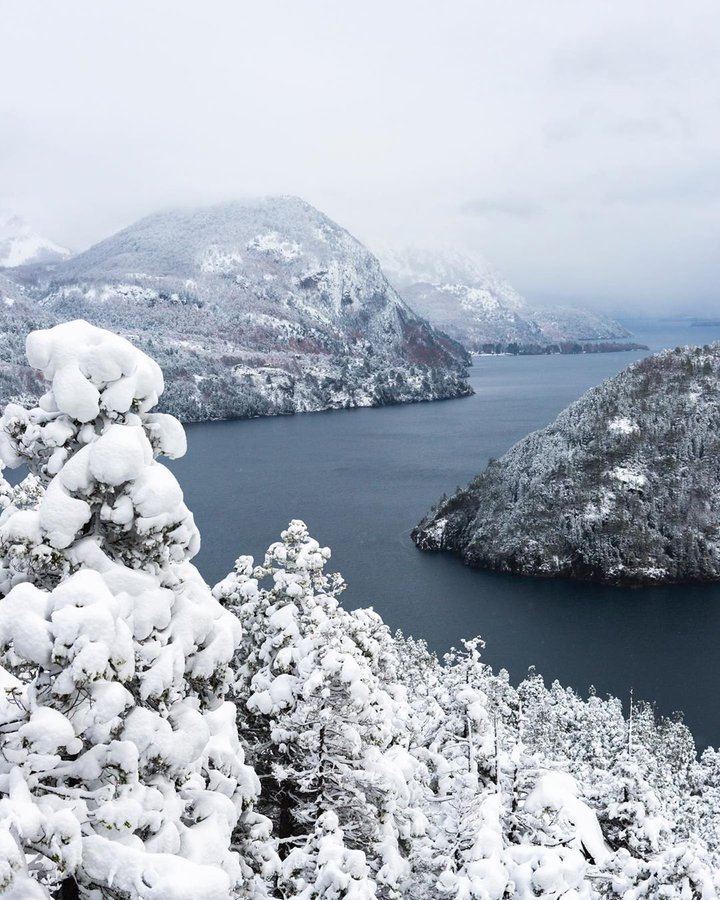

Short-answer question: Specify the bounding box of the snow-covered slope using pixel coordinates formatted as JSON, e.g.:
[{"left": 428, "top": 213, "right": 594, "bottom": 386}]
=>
[
  {"left": 413, "top": 343, "right": 720, "bottom": 584},
  {"left": 381, "top": 246, "right": 633, "bottom": 354},
  {"left": 0, "top": 213, "right": 71, "bottom": 268},
  {"left": 15, "top": 199, "right": 470, "bottom": 420}
]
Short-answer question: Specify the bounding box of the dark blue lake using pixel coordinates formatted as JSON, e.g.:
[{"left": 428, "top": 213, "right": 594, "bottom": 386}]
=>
[{"left": 170, "top": 319, "right": 720, "bottom": 750}]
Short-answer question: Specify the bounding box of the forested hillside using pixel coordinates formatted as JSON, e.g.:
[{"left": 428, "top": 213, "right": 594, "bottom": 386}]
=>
[
  {"left": 413, "top": 343, "right": 720, "bottom": 584},
  {"left": 4, "top": 199, "right": 470, "bottom": 421}
]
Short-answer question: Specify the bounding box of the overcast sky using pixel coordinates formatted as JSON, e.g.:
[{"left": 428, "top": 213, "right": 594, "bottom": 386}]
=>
[{"left": 2, "top": 1, "right": 719, "bottom": 315}]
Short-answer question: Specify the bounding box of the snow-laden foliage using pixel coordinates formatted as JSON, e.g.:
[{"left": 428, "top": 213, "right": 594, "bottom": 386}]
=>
[
  {"left": 414, "top": 343, "right": 720, "bottom": 584},
  {"left": 0, "top": 320, "right": 195, "bottom": 592},
  {"left": 395, "top": 643, "right": 719, "bottom": 900},
  {"left": 3, "top": 199, "right": 471, "bottom": 421},
  {"left": 216, "top": 521, "right": 720, "bottom": 900},
  {"left": 0, "top": 321, "right": 264, "bottom": 898},
  {"left": 215, "top": 520, "right": 421, "bottom": 899},
  {"left": 1, "top": 321, "right": 720, "bottom": 899}
]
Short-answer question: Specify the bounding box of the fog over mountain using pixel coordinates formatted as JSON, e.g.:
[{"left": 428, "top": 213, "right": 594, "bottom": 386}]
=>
[
  {"left": 2, "top": 1, "right": 719, "bottom": 316},
  {"left": 379, "top": 246, "right": 638, "bottom": 353}
]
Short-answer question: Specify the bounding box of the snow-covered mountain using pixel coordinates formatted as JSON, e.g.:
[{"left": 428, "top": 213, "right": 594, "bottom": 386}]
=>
[
  {"left": 413, "top": 342, "right": 720, "bottom": 584},
  {"left": 0, "top": 213, "right": 71, "bottom": 268},
  {"left": 10, "top": 198, "right": 471, "bottom": 420},
  {"left": 380, "top": 246, "right": 633, "bottom": 353}
]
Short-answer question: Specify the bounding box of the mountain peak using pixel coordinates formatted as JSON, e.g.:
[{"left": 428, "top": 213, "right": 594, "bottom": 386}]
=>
[{"left": 0, "top": 212, "right": 71, "bottom": 268}]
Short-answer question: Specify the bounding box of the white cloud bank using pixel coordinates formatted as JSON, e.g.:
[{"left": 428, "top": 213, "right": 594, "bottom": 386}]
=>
[{"left": 1, "top": 0, "right": 719, "bottom": 314}]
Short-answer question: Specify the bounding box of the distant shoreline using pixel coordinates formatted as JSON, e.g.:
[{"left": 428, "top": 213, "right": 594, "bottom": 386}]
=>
[{"left": 471, "top": 340, "right": 649, "bottom": 357}]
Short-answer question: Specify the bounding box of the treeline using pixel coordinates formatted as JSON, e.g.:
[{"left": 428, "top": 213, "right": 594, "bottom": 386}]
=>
[{"left": 475, "top": 340, "right": 648, "bottom": 356}]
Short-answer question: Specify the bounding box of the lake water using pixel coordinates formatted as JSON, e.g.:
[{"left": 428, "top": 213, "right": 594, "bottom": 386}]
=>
[{"left": 170, "top": 319, "right": 720, "bottom": 750}]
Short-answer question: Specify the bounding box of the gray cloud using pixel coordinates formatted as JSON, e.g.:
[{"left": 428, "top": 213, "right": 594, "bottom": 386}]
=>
[{"left": 1, "top": 0, "right": 719, "bottom": 315}]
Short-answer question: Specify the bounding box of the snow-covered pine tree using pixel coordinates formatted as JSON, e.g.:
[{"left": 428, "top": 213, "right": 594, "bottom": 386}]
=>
[
  {"left": 280, "top": 811, "right": 377, "bottom": 900},
  {"left": 0, "top": 321, "right": 264, "bottom": 899},
  {"left": 417, "top": 639, "right": 504, "bottom": 898},
  {"left": 215, "top": 520, "right": 419, "bottom": 898},
  {"left": 604, "top": 837, "right": 718, "bottom": 900},
  {"left": 689, "top": 747, "right": 720, "bottom": 862},
  {"left": 598, "top": 747, "right": 673, "bottom": 858}
]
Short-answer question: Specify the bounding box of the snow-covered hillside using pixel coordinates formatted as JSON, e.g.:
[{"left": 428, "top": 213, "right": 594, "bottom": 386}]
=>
[
  {"left": 0, "top": 213, "right": 70, "bottom": 268},
  {"left": 381, "top": 246, "right": 634, "bottom": 354},
  {"left": 413, "top": 343, "right": 720, "bottom": 584},
  {"left": 11, "top": 199, "right": 471, "bottom": 421}
]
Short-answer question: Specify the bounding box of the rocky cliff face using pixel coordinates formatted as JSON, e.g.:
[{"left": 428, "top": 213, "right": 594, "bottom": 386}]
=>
[
  {"left": 380, "top": 246, "right": 633, "bottom": 354},
  {"left": 5, "top": 198, "right": 471, "bottom": 420},
  {"left": 413, "top": 343, "right": 720, "bottom": 585}
]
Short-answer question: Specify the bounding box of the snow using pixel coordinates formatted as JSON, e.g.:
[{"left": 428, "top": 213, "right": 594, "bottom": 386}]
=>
[
  {"left": 525, "top": 772, "right": 611, "bottom": 866},
  {"left": 0, "top": 827, "right": 52, "bottom": 898},
  {"left": 507, "top": 844, "right": 591, "bottom": 900},
  {"left": 17, "top": 707, "right": 81, "bottom": 756},
  {"left": 26, "top": 320, "right": 164, "bottom": 421},
  {"left": 414, "top": 516, "right": 447, "bottom": 550},
  {"left": 200, "top": 246, "right": 244, "bottom": 273},
  {"left": 143, "top": 413, "right": 187, "bottom": 459},
  {"left": 583, "top": 487, "right": 615, "bottom": 522},
  {"left": 246, "top": 230, "right": 303, "bottom": 261},
  {"left": 609, "top": 465, "right": 647, "bottom": 490},
  {"left": 457, "top": 284, "right": 504, "bottom": 313},
  {"left": 38, "top": 479, "right": 92, "bottom": 548},
  {"left": 81, "top": 836, "right": 232, "bottom": 900},
  {"left": 608, "top": 416, "right": 639, "bottom": 435},
  {"left": 0, "top": 665, "right": 26, "bottom": 729},
  {"left": 0, "top": 583, "right": 52, "bottom": 666}
]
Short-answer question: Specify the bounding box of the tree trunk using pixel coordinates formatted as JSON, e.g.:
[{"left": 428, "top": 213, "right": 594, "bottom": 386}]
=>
[
  {"left": 277, "top": 785, "right": 294, "bottom": 857},
  {"left": 59, "top": 878, "right": 80, "bottom": 900}
]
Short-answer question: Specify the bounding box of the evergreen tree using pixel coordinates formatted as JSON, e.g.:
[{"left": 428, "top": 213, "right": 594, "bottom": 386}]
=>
[
  {"left": 0, "top": 322, "right": 263, "bottom": 898},
  {"left": 216, "top": 520, "right": 415, "bottom": 898}
]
